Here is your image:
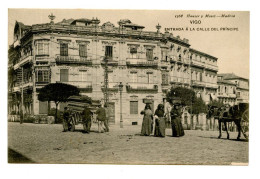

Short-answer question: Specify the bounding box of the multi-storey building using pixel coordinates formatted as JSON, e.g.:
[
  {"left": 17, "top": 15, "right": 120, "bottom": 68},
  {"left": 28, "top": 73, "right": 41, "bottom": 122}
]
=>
[
  {"left": 189, "top": 49, "right": 218, "bottom": 103},
  {"left": 8, "top": 15, "right": 219, "bottom": 125},
  {"left": 217, "top": 75, "right": 237, "bottom": 106},
  {"left": 217, "top": 73, "right": 249, "bottom": 104}
]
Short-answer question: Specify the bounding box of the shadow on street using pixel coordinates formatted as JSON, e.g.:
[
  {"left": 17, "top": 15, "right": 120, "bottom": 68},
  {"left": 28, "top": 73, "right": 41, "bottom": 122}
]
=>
[
  {"left": 8, "top": 148, "right": 35, "bottom": 163},
  {"left": 197, "top": 136, "right": 248, "bottom": 142}
]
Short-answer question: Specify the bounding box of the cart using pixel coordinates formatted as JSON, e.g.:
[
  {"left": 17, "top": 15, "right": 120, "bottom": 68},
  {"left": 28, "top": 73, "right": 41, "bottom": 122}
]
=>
[{"left": 63, "top": 95, "right": 101, "bottom": 132}]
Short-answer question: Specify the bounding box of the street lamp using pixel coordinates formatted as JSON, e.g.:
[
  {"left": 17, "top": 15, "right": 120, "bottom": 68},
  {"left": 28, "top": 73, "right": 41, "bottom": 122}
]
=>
[{"left": 118, "top": 82, "right": 123, "bottom": 128}]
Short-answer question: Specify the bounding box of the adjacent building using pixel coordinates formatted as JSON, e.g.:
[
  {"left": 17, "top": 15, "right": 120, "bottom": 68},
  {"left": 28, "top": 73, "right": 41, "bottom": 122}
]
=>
[
  {"left": 8, "top": 15, "right": 219, "bottom": 125},
  {"left": 217, "top": 73, "right": 249, "bottom": 104}
]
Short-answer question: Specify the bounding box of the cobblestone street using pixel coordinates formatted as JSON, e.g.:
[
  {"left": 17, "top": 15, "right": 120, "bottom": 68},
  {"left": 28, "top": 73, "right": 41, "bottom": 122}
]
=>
[{"left": 8, "top": 122, "right": 248, "bottom": 165}]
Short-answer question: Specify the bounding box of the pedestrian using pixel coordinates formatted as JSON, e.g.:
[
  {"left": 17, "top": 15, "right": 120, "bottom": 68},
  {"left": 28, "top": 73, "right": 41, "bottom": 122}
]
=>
[
  {"left": 96, "top": 104, "right": 108, "bottom": 133},
  {"left": 154, "top": 104, "right": 166, "bottom": 137},
  {"left": 104, "top": 103, "right": 109, "bottom": 132},
  {"left": 170, "top": 102, "right": 185, "bottom": 137},
  {"left": 164, "top": 101, "right": 172, "bottom": 128},
  {"left": 82, "top": 104, "right": 92, "bottom": 133},
  {"left": 63, "top": 107, "right": 71, "bottom": 132},
  {"left": 140, "top": 103, "right": 153, "bottom": 136},
  {"left": 19, "top": 109, "right": 23, "bottom": 124}
]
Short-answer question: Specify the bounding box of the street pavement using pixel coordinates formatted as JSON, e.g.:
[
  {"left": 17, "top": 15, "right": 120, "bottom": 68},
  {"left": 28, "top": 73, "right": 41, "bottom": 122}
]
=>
[{"left": 8, "top": 122, "right": 248, "bottom": 165}]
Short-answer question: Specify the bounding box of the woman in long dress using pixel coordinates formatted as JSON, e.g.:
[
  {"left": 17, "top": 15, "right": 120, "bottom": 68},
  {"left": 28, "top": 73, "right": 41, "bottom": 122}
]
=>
[
  {"left": 140, "top": 104, "right": 153, "bottom": 136},
  {"left": 171, "top": 103, "right": 185, "bottom": 137},
  {"left": 154, "top": 104, "right": 166, "bottom": 137}
]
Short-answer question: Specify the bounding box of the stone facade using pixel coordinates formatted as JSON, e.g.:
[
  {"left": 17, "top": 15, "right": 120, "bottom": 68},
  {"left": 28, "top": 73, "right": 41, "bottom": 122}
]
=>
[{"left": 8, "top": 17, "right": 219, "bottom": 125}]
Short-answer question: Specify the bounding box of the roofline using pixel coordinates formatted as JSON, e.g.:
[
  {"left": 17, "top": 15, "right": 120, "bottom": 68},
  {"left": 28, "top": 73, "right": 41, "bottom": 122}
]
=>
[
  {"left": 217, "top": 73, "right": 249, "bottom": 81},
  {"left": 190, "top": 48, "right": 218, "bottom": 60}
]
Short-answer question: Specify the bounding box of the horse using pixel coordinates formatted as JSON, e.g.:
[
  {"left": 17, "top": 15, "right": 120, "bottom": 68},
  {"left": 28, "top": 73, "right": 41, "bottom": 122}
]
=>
[{"left": 207, "top": 104, "right": 242, "bottom": 140}]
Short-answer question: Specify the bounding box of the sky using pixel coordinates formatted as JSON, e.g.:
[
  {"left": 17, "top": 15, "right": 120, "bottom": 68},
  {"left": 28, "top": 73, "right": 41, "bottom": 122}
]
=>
[{"left": 8, "top": 9, "right": 249, "bottom": 79}]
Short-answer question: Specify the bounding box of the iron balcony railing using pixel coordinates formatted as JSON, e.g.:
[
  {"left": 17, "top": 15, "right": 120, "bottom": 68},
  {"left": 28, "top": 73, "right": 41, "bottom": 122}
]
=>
[
  {"left": 191, "top": 80, "right": 205, "bottom": 86},
  {"left": 126, "top": 82, "right": 158, "bottom": 92},
  {"left": 57, "top": 81, "right": 92, "bottom": 88},
  {"left": 55, "top": 55, "right": 92, "bottom": 65},
  {"left": 126, "top": 58, "right": 158, "bottom": 67},
  {"left": 205, "top": 63, "right": 218, "bottom": 71},
  {"left": 101, "top": 82, "right": 119, "bottom": 92},
  {"left": 13, "top": 55, "right": 33, "bottom": 70},
  {"left": 170, "top": 76, "right": 190, "bottom": 84}
]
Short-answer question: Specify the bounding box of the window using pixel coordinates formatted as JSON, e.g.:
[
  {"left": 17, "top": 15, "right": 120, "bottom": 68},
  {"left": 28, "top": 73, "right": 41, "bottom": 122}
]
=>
[
  {"left": 36, "top": 70, "right": 49, "bottom": 82},
  {"left": 79, "top": 70, "right": 87, "bottom": 82},
  {"left": 146, "top": 48, "right": 153, "bottom": 60},
  {"left": 162, "top": 73, "right": 169, "bottom": 85},
  {"left": 200, "top": 72, "right": 202, "bottom": 82},
  {"left": 130, "top": 72, "right": 137, "bottom": 83},
  {"left": 79, "top": 44, "right": 87, "bottom": 57},
  {"left": 60, "top": 69, "right": 69, "bottom": 82},
  {"left": 60, "top": 43, "right": 68, "bottom": 56},
  {"left": 130, "top": 46, "right": 137, "bottom": 58},
  {"left": 130, "top": 101, "right": 138, "bottom": 114},
  {"left": 161, "top": 49, "right": 168, "bottom": 61},
  {"left": 105, "top": 46, "right": 113, "bottom": 58},
  {"left": 36, "top": 40, "right": 49, "bottom": 55}
]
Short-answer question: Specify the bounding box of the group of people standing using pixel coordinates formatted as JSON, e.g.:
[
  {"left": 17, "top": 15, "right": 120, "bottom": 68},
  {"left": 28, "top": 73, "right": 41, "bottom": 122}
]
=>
[
  {"left": 140, "top": 102, "right": 185, "bottom": 138},
  {"left": 63, "top": 101, "right": 184, "bottom": 137}
]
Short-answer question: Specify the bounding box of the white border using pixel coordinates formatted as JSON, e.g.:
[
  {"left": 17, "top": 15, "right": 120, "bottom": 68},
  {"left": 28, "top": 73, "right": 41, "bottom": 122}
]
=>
[{"left": 1, "top": 1, "right": 259, "bottom": 179}]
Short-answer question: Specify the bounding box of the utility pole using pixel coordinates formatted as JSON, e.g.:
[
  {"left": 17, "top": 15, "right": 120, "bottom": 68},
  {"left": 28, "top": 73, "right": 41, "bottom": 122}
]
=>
[{"left": 104, "top": 57, "right": 109, "bottom": 106}]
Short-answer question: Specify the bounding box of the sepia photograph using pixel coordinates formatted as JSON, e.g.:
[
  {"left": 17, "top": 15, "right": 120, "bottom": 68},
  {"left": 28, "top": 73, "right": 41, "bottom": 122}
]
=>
[{"left": 7, "top": 8, "right": 249, "bottom": 165}]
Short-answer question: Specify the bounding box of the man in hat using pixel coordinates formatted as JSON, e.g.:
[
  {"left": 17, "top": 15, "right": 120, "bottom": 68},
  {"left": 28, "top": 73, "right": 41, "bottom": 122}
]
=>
[
  {"left": 63, "top": 107, "right": 71, "bottom": 132},
  {"left": 96, "top": 104, "right": 109, "bottom": 133},
  {"left": 82, "top": 104, "right": 92, "bottom": 133}
]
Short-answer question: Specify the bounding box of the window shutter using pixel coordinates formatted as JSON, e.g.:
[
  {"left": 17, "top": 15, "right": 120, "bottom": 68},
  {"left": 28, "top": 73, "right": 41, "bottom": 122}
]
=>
[
  {"left": 130, "top": 101, "right": 138, "bottom": 114},
  {"left": 60, "top": 69, "right": 69, "bottom": 82}
]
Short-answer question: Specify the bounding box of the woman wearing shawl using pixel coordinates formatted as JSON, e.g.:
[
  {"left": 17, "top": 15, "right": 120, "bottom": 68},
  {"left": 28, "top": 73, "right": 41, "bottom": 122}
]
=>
[
  {"left": 154, "top": 104, "right": 166, "bottom": 137},
  {"left": 170, "top": 102, "right": 185, "bottom": 137},
  {"left": 140, "top": 104, "right": 153, "bottom": 136}
]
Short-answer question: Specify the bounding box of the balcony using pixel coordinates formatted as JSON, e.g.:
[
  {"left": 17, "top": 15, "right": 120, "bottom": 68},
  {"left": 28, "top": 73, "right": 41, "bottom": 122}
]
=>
[
  {"left": 205, "top": 83, "right": 218, "bottom": 89},
  {"left": 170, "top": 77, "right": 190, "bottom": 84},
  {"left": 205, "top": 63, "right": 218, "bottom": 71},
  {"left": 218, "top": 92, "right": 236, "bottom": 98},
  {"left": 126, "top": 82, "right": 158, "bottom": 93},
  {"left": 191, "top": 80, "right": 205, "bottom": 87},
  {"left": 160, "top": 60, "right": 170, "bottom": 67},
  {"left": 191, "top": 59, "right": 205, "bottom": 68},
  {"left": 57, "top": 81, "right": 93, "bottom": 92},
  {"left": 100, "top": 58, "right": 119, "bottom": 66},
  {"left": 55, "top": 55, "right": 92, "bottom": 65},
  {"left": 126, "top": 58, "right": 158, "bottom": 68},
  {"left": 13, "top": 55, "right": 33, "bottom": 70},
  {"left": 12, "top": 78, "right": 33, "bottom": 92},
  {"left": 101, "top": 82, "right": 119, "bottom": 92}
]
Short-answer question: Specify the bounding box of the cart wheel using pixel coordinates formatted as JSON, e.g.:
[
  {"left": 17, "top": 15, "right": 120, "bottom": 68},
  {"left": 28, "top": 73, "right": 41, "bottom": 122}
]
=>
[{"left": 241, "top": 108, "right": 249, "bottom": 140}]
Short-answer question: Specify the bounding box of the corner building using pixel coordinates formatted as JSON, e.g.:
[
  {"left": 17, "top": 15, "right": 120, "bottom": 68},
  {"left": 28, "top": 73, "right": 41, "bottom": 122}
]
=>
[{"left": 9, "top": 17, "right": 218, "bottom": 125}]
